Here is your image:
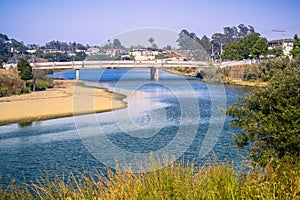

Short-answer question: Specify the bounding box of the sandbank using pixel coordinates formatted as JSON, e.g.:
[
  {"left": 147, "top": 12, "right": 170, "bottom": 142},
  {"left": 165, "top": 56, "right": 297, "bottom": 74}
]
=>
[{"left": 0, "top": 80, "right": 127, "bottom": 126}]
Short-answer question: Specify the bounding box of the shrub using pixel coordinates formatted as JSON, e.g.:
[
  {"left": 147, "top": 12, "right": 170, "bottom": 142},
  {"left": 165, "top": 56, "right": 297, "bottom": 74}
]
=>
[
  {"left": 226, "top": 64, "right": 300, "bottom": 166},
  {"left": 35, "top": 76, "right": 53, "bottom": 90},
  {"left": 21, "top": 87, "right": 30, "bottom": 94},
  {"left": 0, "top": 73, "right": 24, "bottom": 97}
]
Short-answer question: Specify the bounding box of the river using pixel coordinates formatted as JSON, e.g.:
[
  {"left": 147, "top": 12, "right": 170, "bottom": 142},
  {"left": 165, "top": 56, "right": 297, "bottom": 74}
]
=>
[{"left": 0, "top": 68, "right": 248, "bottom": 184}]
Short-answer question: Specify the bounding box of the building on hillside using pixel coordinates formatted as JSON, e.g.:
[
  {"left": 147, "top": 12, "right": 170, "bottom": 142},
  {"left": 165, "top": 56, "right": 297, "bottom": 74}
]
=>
[
  {"left": 86, "top": 47, "right": 100, "bottom": 55},
  {"left": 105, "top": 48, "right": 126, "bottom": 57},
  {"left": 129, "top": 48, "right": 160, "bottom": 60},
  {"left": 26, "top": 49, "right": 37, "bottom": 54},
  {"left": 268, "top": 38, "right": 294, "bottom": 57}
]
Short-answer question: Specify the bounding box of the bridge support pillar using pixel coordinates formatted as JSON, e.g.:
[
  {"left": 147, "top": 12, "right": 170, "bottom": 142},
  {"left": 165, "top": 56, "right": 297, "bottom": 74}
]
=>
[
  {"left": 75, "top": 69, "right": 80, "bottom": 80},
  {"left": 150, "top": 67, "right": 159, "bottom": 80}
]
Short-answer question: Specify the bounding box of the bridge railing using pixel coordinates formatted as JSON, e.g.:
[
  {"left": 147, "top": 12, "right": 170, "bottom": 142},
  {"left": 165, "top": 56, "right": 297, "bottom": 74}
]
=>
[{"left": 29, "top": 60, "right": 213, "bottom": 69}]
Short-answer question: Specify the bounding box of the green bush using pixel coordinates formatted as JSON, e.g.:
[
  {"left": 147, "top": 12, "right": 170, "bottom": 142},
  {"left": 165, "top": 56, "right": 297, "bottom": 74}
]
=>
[
  {"left": 0, "top": 87, "right": 8, "bottom": 97},
  {"left": 21, "top": 87, "right": 30, "bottom": 94},
  {"left": 227, "top": 64, "right": 300, "bottom": 167},
  {"left": 35, "top": 76, "right": 53, "bottom": 90}
]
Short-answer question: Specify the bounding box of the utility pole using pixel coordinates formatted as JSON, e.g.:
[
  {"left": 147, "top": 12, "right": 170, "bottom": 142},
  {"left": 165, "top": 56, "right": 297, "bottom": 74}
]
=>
[
  {"left": 220, "top": 43, "right": 223, "bottom": 63},
  {"left": 211, "top": 44, "right": 214, "bottom": 63},
  {"left": 272, "top": 29, "right": 286, "bottom": 56}
]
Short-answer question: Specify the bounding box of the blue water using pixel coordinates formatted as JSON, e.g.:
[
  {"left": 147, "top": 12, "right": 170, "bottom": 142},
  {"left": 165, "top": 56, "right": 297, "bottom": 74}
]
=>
[{"left": 0, "top": 69, "right": 247, "bottom": 185}]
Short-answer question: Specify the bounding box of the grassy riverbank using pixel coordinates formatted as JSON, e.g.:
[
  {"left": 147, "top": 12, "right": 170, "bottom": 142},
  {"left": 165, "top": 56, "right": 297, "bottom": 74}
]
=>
[{"left": 0, "top": 160, "right": 299, "bottom": 199}]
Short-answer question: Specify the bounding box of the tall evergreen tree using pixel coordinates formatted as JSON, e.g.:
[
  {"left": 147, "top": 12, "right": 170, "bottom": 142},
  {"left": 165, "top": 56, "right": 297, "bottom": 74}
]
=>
[{"left": 17, "top": 58, "right": 33, "bottom": 87}]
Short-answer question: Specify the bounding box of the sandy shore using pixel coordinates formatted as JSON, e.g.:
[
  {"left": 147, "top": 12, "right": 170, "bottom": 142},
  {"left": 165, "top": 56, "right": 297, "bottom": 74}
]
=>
[{"left": 0, "top": 80, "right": 127, "bottom": 126}]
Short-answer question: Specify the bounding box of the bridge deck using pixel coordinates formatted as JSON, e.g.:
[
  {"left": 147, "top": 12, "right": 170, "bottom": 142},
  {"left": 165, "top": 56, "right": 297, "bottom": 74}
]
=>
[{"left": 30, "top": 60, "right": 213, "bottom": 69}]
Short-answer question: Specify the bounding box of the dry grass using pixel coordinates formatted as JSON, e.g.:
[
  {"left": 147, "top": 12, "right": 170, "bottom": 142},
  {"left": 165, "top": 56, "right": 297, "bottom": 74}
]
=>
[{"left": 0, "top": 159, "right": 299, "bottom": 199}]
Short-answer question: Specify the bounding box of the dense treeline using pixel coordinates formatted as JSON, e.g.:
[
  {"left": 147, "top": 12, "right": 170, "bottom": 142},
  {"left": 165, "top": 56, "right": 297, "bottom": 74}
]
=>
[
  {"left": 177, "top": 24, "right": 266, "bottom": 60},
  {"left": 0, "top": 33, "right": 88, "bottom": 65}
]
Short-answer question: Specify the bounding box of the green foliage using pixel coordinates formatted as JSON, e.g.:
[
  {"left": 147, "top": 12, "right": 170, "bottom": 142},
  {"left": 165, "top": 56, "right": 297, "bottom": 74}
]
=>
[
  {"left": 112, "top": 38, "right": 123, "bottom": 49},
  {"left": 9, "top": 39, "right": 27, "bottom": 53},
  {"left": 35, "top": 76, "right": 53, "bottom": 90},
  {"left": 0, "top": 33, "right": 10, "bottom": 63},
  {"left": 240, "top": 58, "right": 290, "bottom": 82},
  {"left": 226, "top": 64, "right": 300, "bottom": 166},
  {"left": 222, "top": 41, "right": 242, "bottom": 60},
  {"left": 0, "top": 160, "right": 299, "bottom": 199},
  {"left": 269, "top": 46, "right": 283, "bottom": 57},
  {"left": 252, "top": 38, "right": 268, "bottom": 58},
  {"left": 223, "top": 33, "right": 265, "bottom": 60},
  {"left": 74, "top": 52, "right": 87, "bottom": 61},
  {"left": 21, "top": 87, "right": 30, "bottom": 94},
  {"left": 17, "top": 58, "right": 33, "bottom": 82},
  {"left": 155, "top": 54, "right": 171, "bottom": 60},
  {"left": 291, "top": 34, "right": 300, "bottom": 59}
]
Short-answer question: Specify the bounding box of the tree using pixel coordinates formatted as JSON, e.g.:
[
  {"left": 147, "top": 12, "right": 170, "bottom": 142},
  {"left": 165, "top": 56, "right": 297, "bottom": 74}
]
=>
[
  {"left": 269, "top": 46, "right": 283, "bottom": 58},
  {"left": 291, "top": 34, "right": 300, "bottom": 59},
  {"left": 176, "top": 30, "right": 208, "bottom": 61},
  {"left": 148, "top": 37, "right": 157, "bottom": 49},
  {"left": 199, "top": 35, "right": 211, "bottom": 52},
  {"left": 17, "top": 58, "right": 33, "bottom": 87},
  {"left": 226, "top": 64, "right": 300, "bottom": 166},
  {"left": 112, "top": 39, "right": 122, "bottom": 48},
  {"left": 222, "top": 41, "right": 241, "bottom": 60},
  {"left": 75, "top": 52, "right": 87, "bottom": 61},
  {"left": 165, "top": 45, "right": 172, "bottom": 50},
  {"left": 238, "top": 24, "right": 250, "bottom": 38},
  {"left": 0, "top": 33, "right": 10, "bottom": 63},
  {"left": 211, "top": 33, "right": 226, "bottom": 56},
  {"left": 251, "top": 38, "right": 268, "bottom": 58},
  {"left": 222, "top": 33, "right": 262, "bottom": 60},
  {"left": 148, "top": 37, "right": 155, "bottom": 46},
  {"left": 239, "top": 33, "right": 260, "bottom": 59},
  {"left": 223, "top": 26, "right": 238, "bottom": 44}
]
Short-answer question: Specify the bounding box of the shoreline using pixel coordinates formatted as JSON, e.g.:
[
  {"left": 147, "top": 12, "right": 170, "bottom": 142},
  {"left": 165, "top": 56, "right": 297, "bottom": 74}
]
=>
[
  {"left": 163, "top": 68, "right": 267, "bottom": 87},
  {"left": 222, "top": 79, "right": 268, "bottom": 87},
  {"left": 0, "top": 80, "right": 127, "bottom": 126}
]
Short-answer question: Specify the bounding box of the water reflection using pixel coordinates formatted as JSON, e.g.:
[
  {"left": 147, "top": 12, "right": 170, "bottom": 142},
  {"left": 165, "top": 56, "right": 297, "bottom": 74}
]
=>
[{"left": 18, "top": 121, "right": 33, "bottom": 128}]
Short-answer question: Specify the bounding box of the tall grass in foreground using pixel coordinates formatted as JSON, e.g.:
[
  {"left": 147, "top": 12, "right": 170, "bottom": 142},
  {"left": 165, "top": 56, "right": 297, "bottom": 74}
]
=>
[{"left": 0, "top": 160, "right": 299, "bottom": 199}]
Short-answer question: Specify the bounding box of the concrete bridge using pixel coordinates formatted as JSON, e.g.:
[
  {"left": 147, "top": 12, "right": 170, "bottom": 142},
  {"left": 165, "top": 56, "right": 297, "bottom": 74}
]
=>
[{"left": 30, "top": 60, "right": 212, "bottom": 80}]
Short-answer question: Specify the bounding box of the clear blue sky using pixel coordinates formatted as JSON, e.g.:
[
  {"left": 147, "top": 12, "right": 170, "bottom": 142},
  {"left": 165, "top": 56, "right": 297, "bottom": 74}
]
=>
[{"left": 0, "top": 0, "right": 299, "bottom": 46}]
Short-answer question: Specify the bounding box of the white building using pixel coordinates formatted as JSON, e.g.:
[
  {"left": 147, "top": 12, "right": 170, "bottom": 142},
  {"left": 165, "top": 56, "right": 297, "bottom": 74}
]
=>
[
  {"left": 26, "top": 49, "right": 37, "bottom": 54},
  {"left": 86, "top": 47, "right": 100, "bottom": 55},
  {"left": 129, "top": 48, "right": 159, "bottom": 60},
  {"left": 105, "top": 48, "right": 126, "bottom": 57},
  {"left": 268, "top": 38, "right": 294, "bottom": 57}
]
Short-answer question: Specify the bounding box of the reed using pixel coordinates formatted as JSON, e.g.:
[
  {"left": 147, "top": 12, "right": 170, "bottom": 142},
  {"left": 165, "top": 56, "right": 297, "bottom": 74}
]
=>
[{"left": 0, "top": 159, "right": 299, "bottom": 199}]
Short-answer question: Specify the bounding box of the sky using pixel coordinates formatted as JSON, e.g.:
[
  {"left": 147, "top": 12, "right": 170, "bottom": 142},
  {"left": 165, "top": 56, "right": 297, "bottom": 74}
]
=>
[{"left": 0, "top": 0, "right": 299, "bottom": 47}]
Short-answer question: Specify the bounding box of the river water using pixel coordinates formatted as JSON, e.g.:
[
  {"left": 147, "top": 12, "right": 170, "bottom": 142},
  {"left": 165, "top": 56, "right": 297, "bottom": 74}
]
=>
[{"left": 0, "top": 69, "right": 247, "bottom": 184}]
